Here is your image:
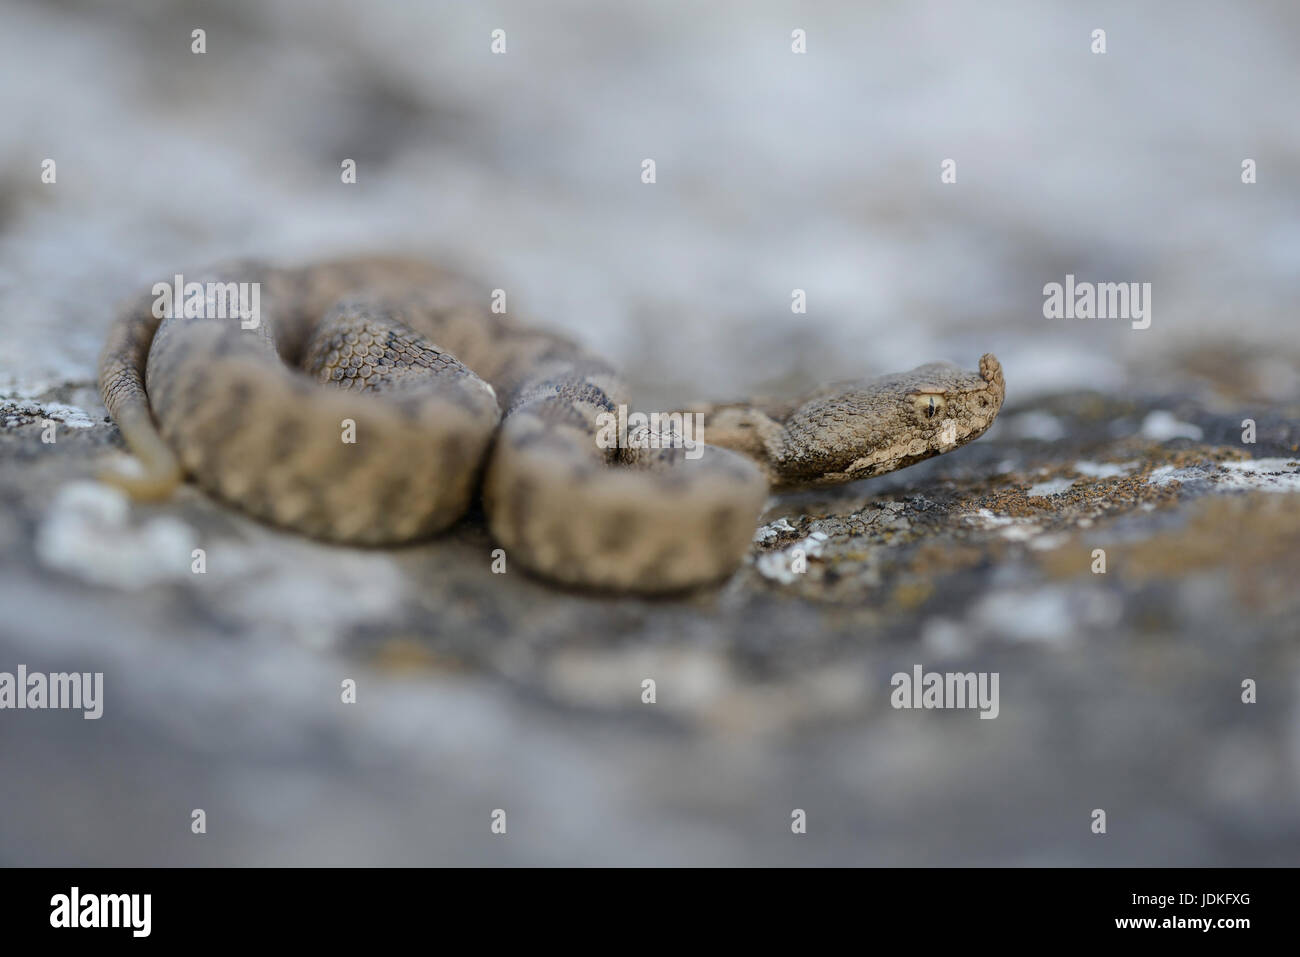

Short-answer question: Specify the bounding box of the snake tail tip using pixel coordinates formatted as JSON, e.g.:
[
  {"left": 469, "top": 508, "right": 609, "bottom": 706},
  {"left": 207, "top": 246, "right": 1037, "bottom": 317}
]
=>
[{"left": 96, "top": 463, "right": 182, "bottom": 501}]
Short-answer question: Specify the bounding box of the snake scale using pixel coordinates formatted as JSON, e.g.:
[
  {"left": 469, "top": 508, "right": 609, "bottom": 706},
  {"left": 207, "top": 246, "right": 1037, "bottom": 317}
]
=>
[{"left": 99, "top": 257, "right": 1005, "bottom": 592}]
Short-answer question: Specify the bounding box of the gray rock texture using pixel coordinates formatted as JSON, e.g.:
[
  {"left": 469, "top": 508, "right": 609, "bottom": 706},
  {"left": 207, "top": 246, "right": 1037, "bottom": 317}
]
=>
[{"left": 1, "top": 0, "right": 1298, "bottom": 865}]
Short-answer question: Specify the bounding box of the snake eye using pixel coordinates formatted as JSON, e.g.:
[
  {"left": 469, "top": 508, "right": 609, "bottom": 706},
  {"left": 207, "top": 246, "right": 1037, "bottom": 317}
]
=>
[{"left": 912, "top": 393, "right": 947, "bottom": 420}]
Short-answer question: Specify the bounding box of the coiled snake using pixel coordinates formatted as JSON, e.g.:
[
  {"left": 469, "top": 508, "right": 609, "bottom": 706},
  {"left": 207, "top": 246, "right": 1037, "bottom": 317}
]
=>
[{"left": 99, "top": 257, "right": 1005, "bottom": 592}]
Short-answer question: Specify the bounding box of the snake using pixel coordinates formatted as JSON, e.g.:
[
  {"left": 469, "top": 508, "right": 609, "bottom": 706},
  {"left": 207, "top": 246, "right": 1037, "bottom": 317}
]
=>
[{"left": 98, "top": 257, "right": 1005, "bottom": 592}]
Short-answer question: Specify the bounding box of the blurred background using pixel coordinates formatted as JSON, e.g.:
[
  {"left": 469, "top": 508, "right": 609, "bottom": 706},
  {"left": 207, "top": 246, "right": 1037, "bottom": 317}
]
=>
[{"left": 0, "top": 0, "right": 1298, "bottom": 865}]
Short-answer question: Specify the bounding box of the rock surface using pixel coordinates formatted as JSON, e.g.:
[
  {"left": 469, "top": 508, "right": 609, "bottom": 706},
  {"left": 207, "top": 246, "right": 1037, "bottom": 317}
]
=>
[{"left": 1, "top": 0, "right": 1298, "bottom": 865}]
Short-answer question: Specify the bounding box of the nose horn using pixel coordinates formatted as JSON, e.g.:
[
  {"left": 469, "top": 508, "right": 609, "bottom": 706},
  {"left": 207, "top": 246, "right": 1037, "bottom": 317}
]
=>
[{"left": 979, "top": 353, "right": 1003, "bottom": 385}]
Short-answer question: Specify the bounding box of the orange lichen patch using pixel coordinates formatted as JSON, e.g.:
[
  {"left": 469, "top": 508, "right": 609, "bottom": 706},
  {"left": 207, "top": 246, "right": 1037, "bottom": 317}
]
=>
[
  {"left": 1130, "top": 444, "right": 1252, "bottom": 467},
  {"left": 963, "top": 473, "right": 1183, "bottom": 521},
  {"left": 757, "top": 435, "right": 1294, "bottom": 608},
  {"left": 959, "top": 443, "right": 1265, "bottom": 523}
]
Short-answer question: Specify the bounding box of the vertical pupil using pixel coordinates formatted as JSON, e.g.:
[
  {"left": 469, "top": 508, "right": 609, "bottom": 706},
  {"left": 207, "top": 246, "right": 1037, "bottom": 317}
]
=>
[{"left": 926, "top": 396, "right": 936, "bottom": 418}]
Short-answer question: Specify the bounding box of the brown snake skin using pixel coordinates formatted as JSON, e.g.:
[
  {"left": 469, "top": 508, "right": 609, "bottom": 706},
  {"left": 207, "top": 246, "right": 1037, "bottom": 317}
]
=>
[{"left": 99, "top": 257, "right": 1005, "bottom": 592}]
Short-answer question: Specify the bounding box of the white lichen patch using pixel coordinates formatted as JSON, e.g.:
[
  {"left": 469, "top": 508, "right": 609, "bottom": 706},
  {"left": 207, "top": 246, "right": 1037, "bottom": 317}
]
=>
[
  {"left": 1, "top": 398, "right": 96, "bottom": 429},
  {"left": 1073, "top": 460, "right": 1137, "bottom": 478},
  {"left": 1148, "top": 458, "right": 1300, "bottom": 492},
  {"left": 962, "top": 508, "right": 1044, "bottom": 542},
  {"left": 1147, "top": 465, "right": 1195, "bottom": 486},
  {"left": 1216, "top": 458, "right": 1300, "bottom": 492},
  {"left": 1026, "top": 477, "right": 1076, "bottom": 497},
  {"left": 35, "top": 481, "right": 198, "bottom": 588},
  {"left": 1026, "top": 461, "right": 1138, "bottom": 497},
  {"left": 754, "top": 531, "right": 828, "bottom": 583},
  {"left": 1140, "top": 410, "right": 1203, "bottom": 442},
  {"left": 753, "top": 517, "right": 797, "bottom": 544},
  {"left": 965, "top": 508, "right": 1017, "bottom": 528}
]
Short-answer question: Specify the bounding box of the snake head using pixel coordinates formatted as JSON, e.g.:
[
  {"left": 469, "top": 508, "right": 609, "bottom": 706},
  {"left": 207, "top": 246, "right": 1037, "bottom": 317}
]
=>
[{"left": 771, "top": 353, "right": 1005, "bottom": 487}]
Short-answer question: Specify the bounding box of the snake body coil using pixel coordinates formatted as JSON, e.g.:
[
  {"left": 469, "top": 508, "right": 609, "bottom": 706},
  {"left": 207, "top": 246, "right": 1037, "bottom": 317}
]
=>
[{"left": 99, "top": 257, "right": 1005, "bottom": 592}]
